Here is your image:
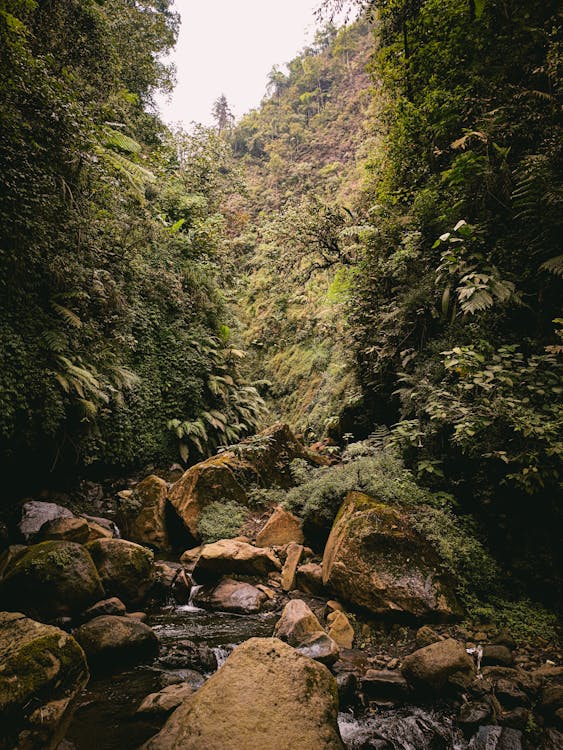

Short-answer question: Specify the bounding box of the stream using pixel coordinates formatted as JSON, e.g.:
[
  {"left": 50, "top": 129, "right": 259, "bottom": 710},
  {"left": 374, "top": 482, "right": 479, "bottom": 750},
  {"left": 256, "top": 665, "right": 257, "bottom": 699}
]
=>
[{"left": 64, "top": 601, "right": 470, "bottom": 750}]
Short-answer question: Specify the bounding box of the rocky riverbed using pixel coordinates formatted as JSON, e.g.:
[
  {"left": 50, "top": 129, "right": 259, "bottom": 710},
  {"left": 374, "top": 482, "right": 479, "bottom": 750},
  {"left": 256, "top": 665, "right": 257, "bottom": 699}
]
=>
[{"left": 1, "top": 426, "right": 561, "bottom": 749}]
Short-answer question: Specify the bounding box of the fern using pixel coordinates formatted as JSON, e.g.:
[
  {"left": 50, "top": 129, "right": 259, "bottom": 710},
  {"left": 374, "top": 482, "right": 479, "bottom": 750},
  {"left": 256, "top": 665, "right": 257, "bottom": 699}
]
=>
[{"left": 541, "top": 255, "right": 563, "bottom": 278}]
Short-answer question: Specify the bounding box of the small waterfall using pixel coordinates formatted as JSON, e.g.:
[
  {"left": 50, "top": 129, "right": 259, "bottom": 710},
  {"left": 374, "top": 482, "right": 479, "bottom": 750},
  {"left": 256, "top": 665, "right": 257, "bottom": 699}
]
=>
[
  {"left": 338, "top": 707, "right": 468, "bottom": 750},
  {"left": 212, "top": 645, "right": 233, "bottom": 669},
  {"left": 175, "top": 584, "right": 204, "bottom": 612}
]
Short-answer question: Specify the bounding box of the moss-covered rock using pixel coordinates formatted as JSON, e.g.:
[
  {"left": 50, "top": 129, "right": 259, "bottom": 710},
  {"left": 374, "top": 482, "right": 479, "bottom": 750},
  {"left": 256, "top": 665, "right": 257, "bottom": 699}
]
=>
[
  {"left": 0, "top": 611, "right": 88, "bottom": 750},
  {"left": 117, "top": 475, "right": 170, "bottom": 550},
  {"left": 142, "top": 637, "right": 344, "bottom": 750},
  {"left": 322, "top": 491, "right": 461, "bottom": 621},
  {"left": 0, "top": 541, "right": 104, "bottom": 620},
  {"left": 74, "top": 614, "right": 159, "bottom": 671},
  {"left": 168, "top": 423, "right": 327, "bottom": 540},
  {"left": 86, "top": 538, "right": 155, "bottom": 608}
]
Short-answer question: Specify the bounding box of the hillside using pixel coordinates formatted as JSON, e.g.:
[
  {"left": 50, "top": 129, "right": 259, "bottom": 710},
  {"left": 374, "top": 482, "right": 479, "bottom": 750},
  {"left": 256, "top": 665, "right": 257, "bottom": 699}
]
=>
[{"left": 227, "top": 19, "right": 375, "bottom": 438}]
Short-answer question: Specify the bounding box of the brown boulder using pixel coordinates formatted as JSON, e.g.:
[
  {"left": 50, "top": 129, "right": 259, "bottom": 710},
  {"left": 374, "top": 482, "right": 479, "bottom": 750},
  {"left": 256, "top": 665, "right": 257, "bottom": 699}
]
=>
[
  {"left": 118, "top": 475, "right": 170, "bottom": 550},
  {"left": 280, "top": 542, "right": 303, "bottom": 591},
  {"left": 193, "top": 578, "right": 268, "bottom": 614},
  {"left": 192, "top": 539, "right": 281, "bottom": 580},
  {"left": 136, "top": 683, "right": 193, "bottom": 718},
  {"left": 0, "top": 541, "right": 104, "bottom": 620},
  {"left": 296, "top": 562, "right": 325, "bottom": 595},
  {"left": 86, "top": 538, "right": 154, "bottom": 608},
  {"left": 74, "top": 614, "right": 158, "bottom": 670},
  {"left": 327, "top": 610, "right": 354, "bottom": 649},
  {"left": 256, "top": 505, "right": 304, "bottom": 547},
  {"left": 142, "top": 637, "right": 344, "bottom": 750},
  {"left": 0, "top": 611, "right": 88, "bottom": 750},
  {"left": 274, "top": 599, "right": 324, "bottom": 646},
  {"left": 38, "top": 517, "right": 90, "bottom": 544},
  {"left": 401, "top": 638, "right": 475, "bottom": 692},
  {"left": 81, "top": 597, "right": 126, "bottom": 621},
  {"left": 322, "top": 491, "right": 460, "bottom": 620},
  {"left": 168, "top": 424, "right": 326, "bottom": 540}
]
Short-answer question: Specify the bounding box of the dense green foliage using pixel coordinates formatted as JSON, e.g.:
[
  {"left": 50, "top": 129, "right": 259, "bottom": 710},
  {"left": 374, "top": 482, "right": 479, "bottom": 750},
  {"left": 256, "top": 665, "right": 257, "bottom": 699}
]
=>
[
  {"left": 228, "top": 20, "right": 374, "bottom": 435},
  {"left": 0, "top": 0, "right": 264, "bottom": 486},
  {"left": 339, "top": 0, "right": 562, "bottom": 599}
]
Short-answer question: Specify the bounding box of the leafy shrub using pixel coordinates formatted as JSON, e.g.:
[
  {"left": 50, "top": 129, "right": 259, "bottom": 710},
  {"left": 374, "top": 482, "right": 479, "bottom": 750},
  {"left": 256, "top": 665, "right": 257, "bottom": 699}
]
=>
[
  {"left": 464, "top": 596, "right": 558, "bottom": 645},
  {"left": 197, "top": 501, "right": 247, "bottom": 544}
]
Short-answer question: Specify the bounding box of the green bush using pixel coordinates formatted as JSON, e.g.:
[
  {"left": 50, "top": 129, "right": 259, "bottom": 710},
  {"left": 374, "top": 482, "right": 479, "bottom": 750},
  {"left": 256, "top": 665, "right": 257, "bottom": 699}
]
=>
[{"left": 198, "top": 501, "right": 247, "bottom": 544}]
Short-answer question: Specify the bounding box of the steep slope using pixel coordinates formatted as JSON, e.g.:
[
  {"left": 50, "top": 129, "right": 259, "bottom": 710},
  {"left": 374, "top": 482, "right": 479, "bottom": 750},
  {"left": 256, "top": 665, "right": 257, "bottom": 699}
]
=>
[{"left": 227, "top": 19, "right": 375, "bottom": 439}]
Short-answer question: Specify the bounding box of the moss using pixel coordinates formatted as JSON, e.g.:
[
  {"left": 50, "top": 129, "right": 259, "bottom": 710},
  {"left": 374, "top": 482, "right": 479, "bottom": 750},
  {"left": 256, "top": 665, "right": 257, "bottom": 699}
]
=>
[{"left": 198, "top": 500, "right": 247, "bottom": 544}]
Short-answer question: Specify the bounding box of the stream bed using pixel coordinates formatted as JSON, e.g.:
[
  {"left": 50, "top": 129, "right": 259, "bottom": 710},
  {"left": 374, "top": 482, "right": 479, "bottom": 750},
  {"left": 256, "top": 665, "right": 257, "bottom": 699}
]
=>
[{"left": 64, "top": 603, "right": 470, "bottom": 750}]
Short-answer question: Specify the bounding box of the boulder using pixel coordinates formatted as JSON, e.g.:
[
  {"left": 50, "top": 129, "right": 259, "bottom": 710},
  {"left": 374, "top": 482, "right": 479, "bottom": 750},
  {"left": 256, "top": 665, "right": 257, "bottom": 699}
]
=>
[
  {"left": 256, "top": 505, "right": 304, "bottom": 547},
  {"left": 179, "top": 546, "right": 202, "bottom": 572},
  {"left": 0, "top": 611, "right": 88, "bottom": 750},
  {"left": 360, "top": 670, "right": 409, "bottom": 703},
  {"left": 142, "top": 637, "right": 344, "bottom": 750},
  {"left": 296, "top": 632, "right": 340, "bottom": 666},
  {"left": 322, "top": 491, "right": 460, "bottom": 620},
  {"left": 118, "top": 475, "right": 170, "bottom": 550},
  {"left": 86, "top": 538, "right": 154, "bottom": 607},
  {"left": 327, "top": 610, "right": 354, "bottom": 649},
  {"left": 74, "top": 615, "right": 158, "bottom": 670},
  {"left": 18, "top": 500, "right": 74, "bottom": 542},
  {"left": 296, "top": 562, "right": 325, "bottom": 595},
  {"left": 469, "top": 726, "right": 523, "bottom": 750},
  {"left": 38, "top": 517, "right": 90, "bottom": 544},
  {"left": 82, "top": 515, "right": 120, "bottom": 540},
  {"left": 280, "top": 542, "right": 303, "bottom": 591},
  {"left": 158, "top": 639, "right": 217, "bottom": 672},
  {"left": 416, "top": 625, "right": 443, "bottom": 649},
  {"left": 401, "top": 638, "right": 475, "bottom": 692},
  {"left": 80, "top": 597, "right": 126, "bottom": 621},
  {"left": 168, "top": 424, "right": 326, "bottom": 540},
  {"left": 274, "top": 599, "right": 324, "bottom": 646},
  {"left": 193, "top": 578, "right": 267, "bottom": 614},
  {"left": 168, "top": 453, "right": 248, "bottom": 540},
  {"left": 482, "top": 644, "right": 514, "bottom": 667},
  {"left": 0, "top": 541, "right": 104, "bottom": 620},
  {"left": 136, "top": 683, "right": 193, "bottom": 718},
  {"left": 192, "top": 539, "right": 281, "bottom": 580}
]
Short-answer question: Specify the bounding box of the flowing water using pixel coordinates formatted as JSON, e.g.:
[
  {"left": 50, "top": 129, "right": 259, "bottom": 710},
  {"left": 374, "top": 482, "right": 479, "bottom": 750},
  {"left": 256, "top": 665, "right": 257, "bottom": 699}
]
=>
[{"left": 65, "top": 603, "right": 469, "bottom": 750}]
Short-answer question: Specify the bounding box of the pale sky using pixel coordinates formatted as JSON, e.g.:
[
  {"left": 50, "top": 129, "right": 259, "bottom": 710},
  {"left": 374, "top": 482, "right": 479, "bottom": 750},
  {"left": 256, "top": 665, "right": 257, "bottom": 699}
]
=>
[{"left": 157, "top": 0, "right": 336, "bottom": 126}]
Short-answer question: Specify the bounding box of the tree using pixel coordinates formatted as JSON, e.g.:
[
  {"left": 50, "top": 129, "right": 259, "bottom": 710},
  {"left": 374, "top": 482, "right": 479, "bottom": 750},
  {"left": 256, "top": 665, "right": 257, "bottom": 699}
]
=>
[{"left": 212, "top": 93, "right": 235, "bottom": 134}]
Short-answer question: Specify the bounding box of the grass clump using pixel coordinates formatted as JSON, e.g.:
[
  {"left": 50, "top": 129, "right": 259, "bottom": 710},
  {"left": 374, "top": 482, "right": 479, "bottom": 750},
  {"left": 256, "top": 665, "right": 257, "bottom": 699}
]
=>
[{"left": 198, "top": 500, "right": 247, "bottom": 544}]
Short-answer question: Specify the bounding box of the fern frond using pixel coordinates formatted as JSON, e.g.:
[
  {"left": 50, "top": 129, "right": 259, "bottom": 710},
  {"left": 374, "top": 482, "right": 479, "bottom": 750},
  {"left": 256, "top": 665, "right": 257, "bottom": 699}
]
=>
[{"left": 541, "top": 255, "right": 563, "bottom": 278}]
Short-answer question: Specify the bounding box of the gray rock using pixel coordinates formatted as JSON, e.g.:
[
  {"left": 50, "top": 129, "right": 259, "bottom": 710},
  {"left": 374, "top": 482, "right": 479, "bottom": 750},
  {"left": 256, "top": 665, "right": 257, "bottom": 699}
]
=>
[
  {"left": 295, "top": 631, "right": 340, "bottom": 666},
  {"left": 469, "top": 725, "right": 523, "bottom": 750},
  {"left": 193, "top": 578, "right": 267, "bottom": 614},
  {"left": 18, "top": 501, "right": 74, "bottom": 542}
]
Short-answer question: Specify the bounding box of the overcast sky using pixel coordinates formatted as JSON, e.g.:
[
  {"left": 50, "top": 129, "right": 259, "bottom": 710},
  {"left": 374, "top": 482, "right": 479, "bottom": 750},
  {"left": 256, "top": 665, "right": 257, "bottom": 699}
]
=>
[{"left": 156, "top": 0, "right": 337, "bottom": 127}]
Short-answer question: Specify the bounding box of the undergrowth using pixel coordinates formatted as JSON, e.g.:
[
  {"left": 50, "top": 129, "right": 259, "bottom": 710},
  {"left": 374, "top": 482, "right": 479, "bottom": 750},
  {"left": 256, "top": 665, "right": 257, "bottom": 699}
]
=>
[{"left": 198, "top": 500, "right": 247, "bottom": 544}]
